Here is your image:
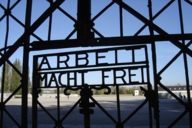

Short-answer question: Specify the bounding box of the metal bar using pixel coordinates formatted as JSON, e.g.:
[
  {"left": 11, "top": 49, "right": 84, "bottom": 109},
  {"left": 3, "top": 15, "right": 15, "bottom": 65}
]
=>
[
  {"left": 147, "top": 85, "right": 153, "bottom": 128},
  {"left": 116, "top": 85, "right": 122, "bottom": 127},
  {"left": 48, "top": 0, "right": 53, "bottom": 41},
  {"left": 33, "top": 44, "right": 145, "bottom": 57},
  {"left": 159, "top": 82, "right": 186, "bottom": 106},
  {"left": 57, "top": 6, "right": 76, "bottom": 22},
  {"left": 0, "top": 52, "right": 22, "bottom": 76},
  {"left": 168, "top": 110, "right": 187, "bottom": 128},
  {"left": 90, "top": 96, "right": 117, "bottom": 124},
  {"left": 9, "top": 14, "right": 43, "bottom": 41},
  {"left": 148, "top": 0, "right": 159, "bottom": 127},
  {"left": 4, "top": 85, "right": 22, "bottom": 104},
  {"left": 80, "top": 86, "right": 91, "bottom": 128},
  {"left": 158, "top": 40, "right": 192, "bottom": 75},
  {"left": 92, "top": 1, "right": 114, "bottom": 21},
  {"left": 122, "top": 99, "right": 148, "bottom": 124},
  {"left": 0, "top": 3, "right": 6, "bottom": 10},
  {"left": 0, "top": 63, "right": 5, "bottom": 128},
  {"left": 65, "top": 28, "right": 77, "bottom": 40},
  {"left": 0, "top": 1, "right": 10, "bottom": 127},
  {"left": 4, "top": 108, "right": 21, "bottom": 128},
  {"left": 145, "top": 47, "right": 153, "bottom": 128},
  {"left": 185, "top": 0, "right": 192, "bottom": 5},
  {"left": 56, "top": 87, "right": 61, "bottom": 127},
  {"left": 134, "top": 0, "right": 175, "bottom": 36},
  {"left": 30, "top": 34, "right": 192, "bottom": 50},
  {"left": 0, "top": 0, "right": 65, "bottom": 67},
  {"left": 21, "top": 0, "right": 32, "bottom": 127},
  {"left": 32, "top": 56, "right": 38, "bottom": 128},
  {"left": 0, "top": 14, "right": 6, "bottom": 21},
  {"left": 91, "top": 27, "right": 104, "bottom": 38},
  {"left": 39, "top": 83, "right": 149, "bottom": 89},
  {"left": 77, "top": 0, "right": 92, "bottom": 40},
  {"left": 10, "top": 0, "right": 20, "bottom": 10},
  {"left": 178, "top": 0, "right": 192, "bottom": 126},
  {"left": 77, "top": 1, "right": 93, "bottom": 127},
  {"left": 37, "top": 100, "right": 57, "bottom": 122},
  {"left": 0, "top": 45, "right": 12, "bottom": 52},
  {"left": 37, "top": 64, "right": 148, "bottom": 74},
  {"left": 113, "top": 0, "right": 192, "bottom": 57},
  {"left": 0, "top": 67, "right": 5, "bottom": 128},
  {"left": 60, "top": 98, "right": 81, "bottom": 122},
  {"left": 114, "top": 49, "right": 122, "bottom": 126},
  {"left": 47, "top": 0, "right": 76, "bottom": 22},
  {"left": 119, "top": 0, "right": 123, "bottom": 37}
]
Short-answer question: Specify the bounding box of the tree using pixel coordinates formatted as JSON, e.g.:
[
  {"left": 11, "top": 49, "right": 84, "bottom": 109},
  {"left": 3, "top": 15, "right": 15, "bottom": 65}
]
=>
[
  {"left": 28, "top": 68, "right": 33, "bottom": 94},
  {"left": 3, "top": 63, "right": 11, "bottom": 92},
  {"left": 10, "top": 59, "right": 21, "bottom": 94},
  {"left": 4, "top": 63, "right": 11, "bottom": 92}
]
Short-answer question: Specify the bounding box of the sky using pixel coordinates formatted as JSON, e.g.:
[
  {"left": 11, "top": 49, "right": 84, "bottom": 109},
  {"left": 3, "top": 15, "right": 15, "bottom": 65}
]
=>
[{"left": 0, "top": 0, "right": 192, "bottom": 86}]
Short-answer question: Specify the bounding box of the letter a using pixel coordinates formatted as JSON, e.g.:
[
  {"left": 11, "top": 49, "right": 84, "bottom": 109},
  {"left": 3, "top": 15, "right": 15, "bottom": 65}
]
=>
[{"left": 38, "top": 57, "right": 51, "bottom": 70}]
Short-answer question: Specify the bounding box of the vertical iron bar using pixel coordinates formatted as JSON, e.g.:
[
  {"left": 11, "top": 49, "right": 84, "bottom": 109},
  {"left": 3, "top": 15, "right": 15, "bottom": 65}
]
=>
[
  {"left": 178, "top": 0, "right": 192, "bottom": 126},
  {"left": 145, "top": 46, "right": 153, "bottom": 128},
  {"left": 148, "top": 0, "right": 160, "bottom": 127},
  {"left": 48, "top": 0, "right": 53, "bottom": 41},
  {"left": 0, "top": 62, "right": 5, "bottom": 128},
  {"left": 21, "top": 0, "right": 32, "bottom": 127},
  {"left": 115, "top": 50, "right": 122, "bottom": 127},
  {"left": 77, "top": 0, "right": 92, "bottom": 127},
  {"left": 132, "top": 50, "right": 135, "bottom": 63},
  {"left": 119, "top": 0, "right": 123, "bottom": 37},
  {"left": 116, "top": 85, "right": 122, "bottom": 127},
  {"left": 80, "top": 85, "right": 91, "bottom": 128},
  {"left": 56, "top": 87, "right": 61, "bottom": 127},
  {"left": 77, "top": 0, "right": 92, "bottom": 40},
  {"left": 85, "top": 86, "right": 91, "bottom": 128},
  {"left": 32, "top": 56, "right": 38, "bottom": 128},
  {"left": 0, "top": 1, "right": 10, "bottom": 127}
]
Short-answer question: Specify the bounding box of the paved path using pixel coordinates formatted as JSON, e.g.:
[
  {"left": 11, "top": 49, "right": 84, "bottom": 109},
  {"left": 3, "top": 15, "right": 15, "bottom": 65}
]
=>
[{"left": 3, "top": 95, "right": 189, "bottom": 128}]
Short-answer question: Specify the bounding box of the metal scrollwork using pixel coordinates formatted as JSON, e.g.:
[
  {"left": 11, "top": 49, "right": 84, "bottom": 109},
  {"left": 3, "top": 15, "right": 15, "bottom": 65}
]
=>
[
  {"left": 63, "top": 86, "right": 81, "bottom": 96},
  {"left": 91, "top": 86, "right": 111, "bottom": 95}
]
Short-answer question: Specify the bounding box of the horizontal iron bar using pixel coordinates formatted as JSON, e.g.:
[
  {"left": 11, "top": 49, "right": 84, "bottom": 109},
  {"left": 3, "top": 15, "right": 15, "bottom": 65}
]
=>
[
  {"left": 33, "top": 45, "right": 146, "bottom": 57},
  {"left": 30, "top": 34, "right": 192, "bottom": 50},
  {"left": 38, "top": 83, "right": 148, "bottom": 89},
  {"left": 37, "top": 63, "right": 148, "bottom": 73}
]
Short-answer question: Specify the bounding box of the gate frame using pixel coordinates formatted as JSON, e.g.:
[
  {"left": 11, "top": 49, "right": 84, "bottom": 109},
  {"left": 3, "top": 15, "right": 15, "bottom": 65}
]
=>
[
  {"left": 32, "top": 45, "right": 153, "bottom": 128},
  {"left": 0, "top": 0, "right": 192, "bottom": 128}
]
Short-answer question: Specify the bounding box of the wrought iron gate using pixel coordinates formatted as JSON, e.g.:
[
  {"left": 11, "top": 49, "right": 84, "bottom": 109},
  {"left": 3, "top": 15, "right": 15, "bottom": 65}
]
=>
[
  {"left": 0, "top": 0, "right": 192, "bottom": 128},
  {"left": 32, "top": 45, "right": 152, "bottom": 127}
]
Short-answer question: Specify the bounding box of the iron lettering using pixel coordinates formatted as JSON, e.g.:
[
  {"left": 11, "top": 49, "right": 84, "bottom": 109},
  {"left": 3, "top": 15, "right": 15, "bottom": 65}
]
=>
[{"left": 35, "top": 46, "right": 148, "bottom": 87}]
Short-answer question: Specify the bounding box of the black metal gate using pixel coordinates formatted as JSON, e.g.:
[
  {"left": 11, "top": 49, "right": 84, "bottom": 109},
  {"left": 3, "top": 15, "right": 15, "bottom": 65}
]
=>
[
  {"left": 32, "top": 45, "right": 152, "bottom": 127},
  {"left": 0, "top": 0, "right": 192, "bottom": 128}
]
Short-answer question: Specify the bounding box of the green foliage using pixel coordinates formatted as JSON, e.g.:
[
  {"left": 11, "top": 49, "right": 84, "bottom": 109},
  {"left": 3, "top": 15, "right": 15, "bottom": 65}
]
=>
[
  {"left": 1, "top": 60, "right": 23, "bottom": 94},
  {"left": 3, "top": 63, "right": 11, "bottom": 92},
  {"left": 1, "top": 59, "right": 36, "bottom": 95},
  {"left": 10, "top": 59, "right": 22, "bottom": 94}
]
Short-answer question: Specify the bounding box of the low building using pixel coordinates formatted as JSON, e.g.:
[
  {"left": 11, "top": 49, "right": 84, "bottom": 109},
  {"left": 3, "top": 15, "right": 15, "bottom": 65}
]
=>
[{"left": 158, "top": 85, "right": 192, "bottom": 99}]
